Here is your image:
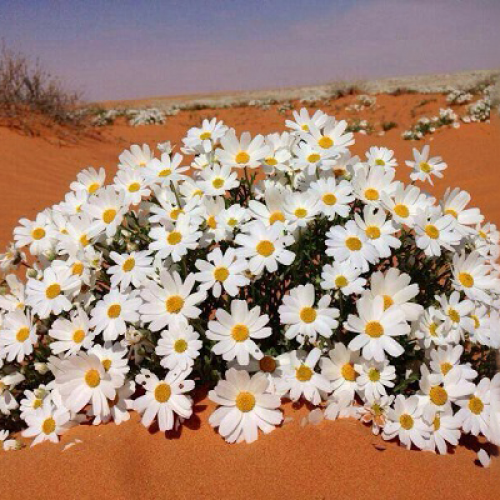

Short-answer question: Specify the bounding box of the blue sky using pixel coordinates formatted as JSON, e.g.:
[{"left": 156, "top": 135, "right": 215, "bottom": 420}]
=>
[{"left": 1, "top": 0, "right": 499, "bottom": 101}]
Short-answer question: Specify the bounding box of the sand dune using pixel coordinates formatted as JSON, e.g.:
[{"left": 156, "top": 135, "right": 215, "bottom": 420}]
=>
[{"left": 0, "top": 92, "right": 499, "bottom": 499}]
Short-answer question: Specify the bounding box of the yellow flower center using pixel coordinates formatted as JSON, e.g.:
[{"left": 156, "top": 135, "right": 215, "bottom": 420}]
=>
[
  {"left": 301, "top": 124, "right": 309, "bottom": 131},
  {"left": 375, "top": 159, "right": 386, "bottom": 166},
  {"left": 335, "top": 275, "right": 348, "bottom": 288},
  {"left": 341, "top": 363, "right": 357, "bottom": 381},
  {"left": 107, "top": 304, "right": 122, "bottom": 319},
  {"left": 159, "top": 168, "right": 172, "bottom": 177},
  {"left": 300, "top": 306, "right": 317, "bottom": 324},
  {"left": 419, "top": 162, "right": 432, "bottom": 173},
  {"left": 318, "top": 135, "right": 333, "bottom": 149},
  {"left": 235, "top": 151, "right": 250, "bottom": 164},
  {"left": 269, "top": 211, "right": 285, "bottom": 225},
  {"left": 259, "top": 356, "right": 277, "bottom": 373},
  {"left": 440, "top": 362, "right": 452, "bottom": 375},
  {"left": 364, "top": 188, "right": 379, "bottom": 201},
  {"left": 227, "top": 218, "right": 238, "bottom": 227},
  {"left": 322, "top": 193, "right": 337, "bottom": 206},
  {"left": 394, "top": 204, "right": 409, "bottom": 218},
  {"left": 383, "top": 295, "right": 394, "bottom": 310},
  {"left": 365, "top": 321, "right": 384, "bottom": 338},
  {"left": 471, "top": 314, "right": 480, "bottom": 329},
  {"left": 468, "top": 396, "right": 484, "bottom": 415},
  {"left": 102, "top": 209, "right": 117, "bottom": 224},
  {"left": 170, "top": 208, "right": 183, "bottom": 220},
  {"left": 307, "top": 153, "right": 321, "bottom": 163},
  {"left": 102, "top": 359, "right": 112, "bottom": 372},
  {"left": 235, "top": 391, "right": 256, "bottom": 412},
  {"left": 174, "top": 338, "right": 188, "bottom": 353},
  {"left": 295, "top": 364, "right": 313, "bottom": 382},
  {"left": 448, "top": 308, "right": 460, "bottom": 323},
  {"left": 212, "top": 178, "right": 225, "bottom": 189},
  {"left": 88, "top": 182, "right": 100, "bottom": 194},
  {"left": 200, "top": 131, "right": 212, "bottom": 140},
  {"left": 478, "top": 230, "right": 487, "bottom": 239},
  {"left": 16, "top": 327, "right": 30, "bottom": 342},
  {"left": 154, "top": 383, "right": 172, "bottom": 403},
  {"left": 45, "top": 283, "right": 61, "bottom": 299},
  {"left": 429, "top": 386, "right": 448, "bottom": 406},
  {"left": 166, "top": 295, "right": 184, "bottom": 314},
  {"left": 72, "top": 329, "right": 85, "bottom": 344},
  {"left": 207, "top": 215, "right": 217, "bottom": 229},
  {"left": 193, "top": 189, "right": 204, "bottom": 197},
  {"left": 425, "top": 224, "right": 440, "bottom": 239},
  {"left": 365, "top": 225, "right": 381, "bottom": 239},
  {"left": 213, "top": 266, "right": 229, "bottom": 282},
  {"left": 256, "top": 240, "right": 275, "bottom": 257},
  {"left": 122, "top": 257, "right": 136, "bottom": 272},
  {"left": 433, "top": 415, "right": 441, "bottom": 431},
  {"left": 128, "top": 182, "right": 141, "bottom": 192},
  {"left": 80, "top": 234, "right": 90, "bottom": 246},
  {"left": 231, "top": 324, "right": 249, "bottom": 342},
  {"left": 345, "top": 236, "right": 362, "bottom": 251},
  {"left": 167, "top": 231, "right": 182, "bottom": 245},
  {"left": 42, "top": 417, "right": 56, "bottom": 435},
  {"left": 265, "top": 157, "right": 278, "bottom": 166},
  {"left": 445, "top": 208, "right": 458, "bottom": 218},
  {"left": 368, "top": 368, "right": 381, "bottom": 382},
  {"left": 458, "top": 272, "right": 474, "bottom": 288},
  {"left": 31, "top": 227, "right": 46, "bottom": 240},
  {"left": 294, "top": 208, "right": 308, "bottom": 219},
  {"left": 72, "top": 262, "right": 84, "bottom": 276},
  {"left": 85, "top": 369, "right": 101, "bottom": 388},
  {"left": 33, "top": 398, "right": 42, "bottom": 409},
  {"left": 399, "top": 414, "right": 414, "bottom": 430}
]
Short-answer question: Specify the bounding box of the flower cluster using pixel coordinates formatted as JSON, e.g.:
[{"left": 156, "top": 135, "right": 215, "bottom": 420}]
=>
[
  {"left": 462, "top": 98, "right": 491, "bottom": 124},
  {"left": 446, "top": 89, "right": 473, "bottom": 105},
  {"left": 1, "top": 109, "right": 500, "bottom": 454},
  {"left": 346, "top": 95, "right": 377, "bottom": 112},
  {"left": 403, "top": 108, "right": 460, "bottom": 140},
  {"left": 128, "top": 108, "right": 167, "bottom": 126}
]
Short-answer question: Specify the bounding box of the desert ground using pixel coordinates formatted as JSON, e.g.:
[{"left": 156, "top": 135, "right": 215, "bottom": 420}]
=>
[{"left": 0, "top": 82, "right": 499, "bottom": 499}]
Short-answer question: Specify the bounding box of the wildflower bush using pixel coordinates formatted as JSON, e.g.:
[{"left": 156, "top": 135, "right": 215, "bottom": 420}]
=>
[
  {"left": 1, "top": 109, "right": 500, "bottom": 454},
  {"left": 403, "top": 108, "right": 459, "bottom": 140},
  {"left": 128, "top": 108, "right": 166, "bottom": 126}
]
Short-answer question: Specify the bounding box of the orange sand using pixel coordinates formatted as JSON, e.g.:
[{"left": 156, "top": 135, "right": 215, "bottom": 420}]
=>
[{"left": 0, "top": 94, "right": 499, "bottom": 499}]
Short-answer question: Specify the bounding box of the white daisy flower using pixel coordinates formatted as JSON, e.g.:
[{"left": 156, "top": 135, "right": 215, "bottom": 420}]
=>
[
  {"left": 346, "top": 295, "right": 409, "bottom": 362},
  {"left": 54, "top": 352, "right": 122, "bottom": 418},
  {"left": 70, "top": 167, "right": 106, "bottom": 194},
  {"left": 283, "top": 191, "right": 319, "bottom": 229},
  {"left": 235, "top": 221, "right": 295, "bottom": 275},
  {"left": 149, "top": 214, "right": 201, "bottom": 262},
  {"left": 22, "top": 400, "right": 72, "bottom": 447},
  {"left": 279, "top": 284, "right": 339, "bottom": 345},
  {"left": 194, "top": 247, "right": 249, "bottom": 298},
  {"left": 352, "top": 164, "right": 396, "bottom": 206},
  {"left": 90, "top": 289, "right": 142, "bottom": 341},
  {"left": 118, "top": 144, "right": 154, "bottom": 170},
  {"left": 216, "top": 204, "right": 249, "bottom": 236},
  {"left": 365, "top": 146, "right": 397, "bottom": 170},
  {"left": 139, "top": 270, "right": 206, "bottom": 331},
  {"left": 276, "top": 348, "right": 330, "bottom": 405},
  {"left": 156, "top": 317, "right": 202, "bottom": 371},
  {"left": 440, "top": 187, "right": 483, "bottom": 235},
  {"left": 55, "top": 189, "right": 89, "bottom": 216},
  {"left": 49, "top": 307, "right": 94, "bottom": 356},
  {"left": 412, "top": 306, "right": 448, "bottom": 348},
  {"left": 0, "top": 275, "right": 26, "bottom": 312},
  {"left": 216, "top": 130, "right": 270, "bottom": 169},
  {"left": 382, "top": 395, "right": 430, "bottom": 449},
  {"left": 209, "top": 368, "right": 283, "bottom": 443},
  {"left": 207, "top": 300, "right": 271, "bottom": 365},
  {"left": 367, "top": 268, "right": 423, "bottom": 322},
  {"left": 83, "top": 186, "right": 128, "bottom": 239},
  {"left": 108, "top": 250, "right": 154, "bottom": 291},
  {"left": 325, "top": 220, "right": 379, "bottom": 273},
  {"left": 359, "top": 394, "right": 394, "bottom": 435},
  {"left": 260, "top": 132, "right": 293, "bottom": 174},
  {"left": 89, "top": 342, "right": 129, "bottom": 383},
  {"left": 428, "top": 345, "right": 477, "bottom": 382},
  {"left": 414, "top": 208, "right": 461, "bottom": 257},
  {"left": 354, "top": 206, "right": 401, "bottom": 258},
  {"left": 114, "top": 168, "right": 151, "bottom": 205},
  {"left": 324, "top": 391, "right": 360, "bottom": 421},
  {"left": 0, "top": 372, "right": 24, "bottom": 415},
  {"left": 456, "top": 378, "right": 492, "bottom": 439},
  {"left": 198, "top": 164, "right": 239, "bottom": 196},
  {"left": 405, "top": 145, "right": 447, "bottom": 185},
  {"left": 305, "top": 118, "right": 354, "bottom": 155},
  {"left": 182, "top": 118, "right": 228, "bottom": 153},
  {"left": 320, "top": 261, "right": 366, "bottom": 295},
  {"left": 451, "top": 251, "right": 499, "bottom": 303},
  {"left": 90, "top": 379, "right": 135, "bottom": 426},
  {"left": 425, "top": 407, "right": 461, "bottom": 455},
  {"left": 248, "top": 187, "right": 288, "bottom": 227},
  {"left": 320, "top": 343, "right": 360, "bottom": 397},
  {"left": 309, "top": 176, "right": 354, "bottom": 219},
  {"left": 436, "top": 291, "right": 474, "bottom": 342},
  {"left": 0, "top": 310, "right": 37, "bottom": 363},
  {"left": 133, "top": 368, "right": 194, "bottom": 431},
  {"left": 26, "top": 266, "right": 80, "bottom": 318},
  {"left": 14, "top": 211, "right": 56, "bottom": 256},
  {"left": 56, "top": 213, "right": 94, "bottom": 256},
  {"left": 285, "top": 108, "right": 329, "bottom": 134},
  {"left": 143, "top": 153, "right": 188, "bottom": 186},
  {"left": 355, "top": 358, "right": 396, "bottom": 400}
]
